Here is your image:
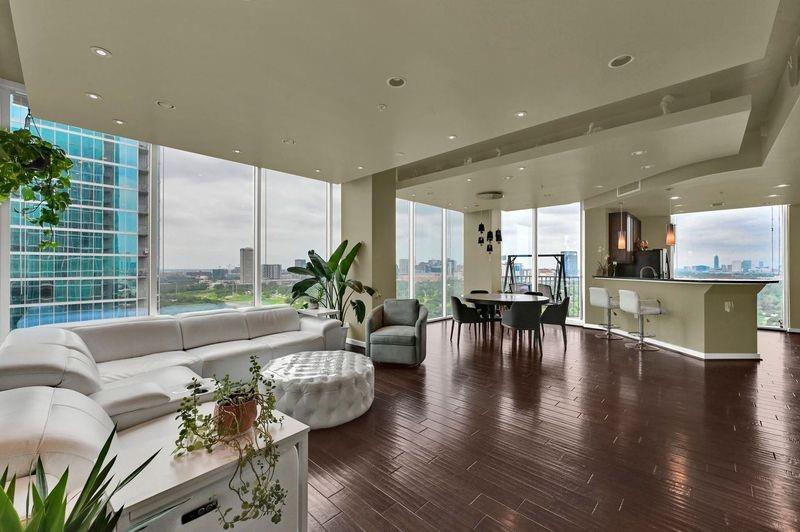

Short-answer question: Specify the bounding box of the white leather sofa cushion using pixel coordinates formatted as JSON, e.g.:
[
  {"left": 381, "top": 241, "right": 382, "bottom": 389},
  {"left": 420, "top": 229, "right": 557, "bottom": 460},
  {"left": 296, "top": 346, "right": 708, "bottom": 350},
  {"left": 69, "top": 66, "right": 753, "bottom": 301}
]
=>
[
  {"left": 262, "top": 351, "right": 374, "bottom": 429},
  {"left": 0, "top": 386, "right": 114, "bottom": 496},
  {"left": 4, "top": 327, "right": 92, "bottom": 358},
  {"left": 256, "top": 331, "right": 325, "bottom": 358},
  {"left": 188, "top": 339, "right": 273, "bottom": 379},
  {"left": 178, "top": 309, "right": 250, "bottom": 349},
  {"left": 70, "top": 316, "right": 183, "bottom": 363},
  {"left": 0, "top": 344, "right": 102, "bottom": 394},
  {"left": 97, "top": 350, "right": 202, "bottom": 383},
  {"left": 242, "top": 306, "right": 300, "bottom": 338},
  {"left": 91, "top": 366, "right": 211, "bottom": 429}
]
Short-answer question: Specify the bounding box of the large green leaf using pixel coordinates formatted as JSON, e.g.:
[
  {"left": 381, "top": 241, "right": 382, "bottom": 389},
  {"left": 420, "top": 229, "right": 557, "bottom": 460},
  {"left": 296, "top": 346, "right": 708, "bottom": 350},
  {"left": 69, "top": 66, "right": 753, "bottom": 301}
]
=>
[
  {"left": 289, "top": 278, "right": 320, "bottom": 300},
  {"left": 308, "top": 251, "right": 332, "bottom": 281},
  {"left": 286, "top": 266, "right": 315, "bottom": 277},
  {"left": 327, "top": 240, "right": 348, "bottom": 272},
  {"left": 0, "top": 481, "right": 23, "bottom": 532},
  {"left": 350, "top": 299, "right": 367, "bottom": 323},
  {"left": 338, "top": 242, "right": 362, "bottom": 278}
]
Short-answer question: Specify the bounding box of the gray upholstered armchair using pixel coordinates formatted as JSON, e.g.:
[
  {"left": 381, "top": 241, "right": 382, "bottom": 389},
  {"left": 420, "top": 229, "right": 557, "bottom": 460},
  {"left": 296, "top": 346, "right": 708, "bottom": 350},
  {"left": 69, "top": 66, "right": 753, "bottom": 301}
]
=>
[{"left": 365, "top": 299, "right": 428, "bottom": 366}]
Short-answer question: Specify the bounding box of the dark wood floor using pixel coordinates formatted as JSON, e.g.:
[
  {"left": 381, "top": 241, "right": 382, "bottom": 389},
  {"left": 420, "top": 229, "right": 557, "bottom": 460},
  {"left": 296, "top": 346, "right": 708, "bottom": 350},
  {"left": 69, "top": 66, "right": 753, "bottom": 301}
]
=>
[{"left": 307, "top": 322, "right": 800, "bottom": 531}]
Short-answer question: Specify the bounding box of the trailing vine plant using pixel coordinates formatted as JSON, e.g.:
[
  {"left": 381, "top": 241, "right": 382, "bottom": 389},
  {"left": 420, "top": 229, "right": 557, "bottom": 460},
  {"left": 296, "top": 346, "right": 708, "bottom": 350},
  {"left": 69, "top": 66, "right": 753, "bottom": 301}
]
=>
[
  {"left": 175, "top": 356, "right": 286, "bottom": 529},
  {"left": 0, "top": 127, "right": 73, "bottom": 249}
]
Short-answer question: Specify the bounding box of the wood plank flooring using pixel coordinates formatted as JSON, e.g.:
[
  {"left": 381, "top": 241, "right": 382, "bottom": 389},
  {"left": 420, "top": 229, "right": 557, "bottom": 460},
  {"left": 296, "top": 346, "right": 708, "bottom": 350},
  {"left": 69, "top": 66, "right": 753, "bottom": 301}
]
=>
[{"left": 307, "top": 322, "right": 800, "bottom": 530}]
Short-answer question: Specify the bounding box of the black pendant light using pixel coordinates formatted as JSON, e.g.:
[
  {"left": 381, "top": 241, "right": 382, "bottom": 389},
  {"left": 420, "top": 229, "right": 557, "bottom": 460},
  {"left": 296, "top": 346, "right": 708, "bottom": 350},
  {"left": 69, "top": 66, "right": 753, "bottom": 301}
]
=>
[
  {"left": 478, "top": 223, "right": 485, "bottom": 233},
  {"left": 486, "top": 243, "right": 493, "bottom": 254},
  {"left": 478, "top": 236, "right": 484, "bottom": 246},
  {"left": 486, "top": 229, "right": 493, "bottom": 242},
  {"left": 494, "top": 229, "right": 502, "bottom": 243}
]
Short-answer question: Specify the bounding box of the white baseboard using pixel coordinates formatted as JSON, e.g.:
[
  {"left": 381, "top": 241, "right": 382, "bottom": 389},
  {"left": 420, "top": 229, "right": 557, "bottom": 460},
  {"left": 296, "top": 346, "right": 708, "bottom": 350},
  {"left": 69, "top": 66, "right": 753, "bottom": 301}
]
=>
[
  {"left": 581, "top": 323, "right": 761, "bottom": 361},
  {"left": 788, "top": 328, "right": 800, "bottom": 334},
  {"left": 346, "top": 338, "right": 366, "bottom": 348}
]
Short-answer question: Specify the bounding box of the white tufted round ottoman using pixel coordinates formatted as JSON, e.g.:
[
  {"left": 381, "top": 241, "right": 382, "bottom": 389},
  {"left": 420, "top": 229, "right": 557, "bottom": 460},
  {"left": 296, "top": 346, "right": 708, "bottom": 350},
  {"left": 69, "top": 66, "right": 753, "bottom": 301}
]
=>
[{"left": 261, "top": 350, "right": 374, "bottom": 429}]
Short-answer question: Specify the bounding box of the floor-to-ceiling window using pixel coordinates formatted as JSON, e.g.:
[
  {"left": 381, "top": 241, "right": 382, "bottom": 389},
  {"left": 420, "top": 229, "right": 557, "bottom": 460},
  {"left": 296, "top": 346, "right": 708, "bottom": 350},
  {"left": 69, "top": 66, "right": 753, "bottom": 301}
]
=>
[
  {"left": 537, "top": 202, "right": 582, "bottom": 318},
  {"left": 261, "top": 170, "right": 327, "bottom": 306},
  {"left": 8, "top": 95, "right": 151, "bottom": 329},
  {"left": 500, "top": 209, "right": 534, "bottom": 292},
  {"left": 673, "top": 205, "right": 785, "bottom": 328},
  {"left": 159, "top": 147, "right": 255, "bottom": 314},
  {"left": 446, "top": 210, "right": 464, "bottom": 315},
  {"left": 396, "top": 199, "right": 411, "bottom": 298},
  {"left": 414, "top": 204, "right": 444, "bottom": 318}
]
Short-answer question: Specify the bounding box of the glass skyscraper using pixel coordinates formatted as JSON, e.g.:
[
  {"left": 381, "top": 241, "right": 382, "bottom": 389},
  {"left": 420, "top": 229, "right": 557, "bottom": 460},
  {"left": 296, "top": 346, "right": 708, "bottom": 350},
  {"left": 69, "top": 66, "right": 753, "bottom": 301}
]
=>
[{"left": 9, "top": 95, "right": 151, "bottom": 329}]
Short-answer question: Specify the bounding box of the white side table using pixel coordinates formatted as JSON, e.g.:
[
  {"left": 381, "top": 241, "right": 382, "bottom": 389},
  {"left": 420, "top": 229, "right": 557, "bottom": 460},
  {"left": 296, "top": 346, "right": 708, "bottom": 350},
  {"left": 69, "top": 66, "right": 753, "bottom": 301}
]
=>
[{"left": 297, "top": 307, "right": 339, "bottom": 319}]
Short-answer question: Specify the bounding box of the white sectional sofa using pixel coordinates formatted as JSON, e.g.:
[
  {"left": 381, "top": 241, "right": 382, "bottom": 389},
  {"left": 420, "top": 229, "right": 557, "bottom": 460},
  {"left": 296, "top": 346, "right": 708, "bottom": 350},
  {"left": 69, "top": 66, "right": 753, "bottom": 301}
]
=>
[{"left": 0, "top": 305, "right": 340, "bottom": 428}]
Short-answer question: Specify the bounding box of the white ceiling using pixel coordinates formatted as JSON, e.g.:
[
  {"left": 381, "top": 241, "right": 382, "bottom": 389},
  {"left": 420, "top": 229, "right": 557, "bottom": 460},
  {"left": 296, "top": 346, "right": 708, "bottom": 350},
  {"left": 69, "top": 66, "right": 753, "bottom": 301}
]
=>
[
  {"left": 396, "top": 97, "right": 752, "bottom": 211},
  {"left": 7, "top": 0, "right": 779, "bottom": 184}
]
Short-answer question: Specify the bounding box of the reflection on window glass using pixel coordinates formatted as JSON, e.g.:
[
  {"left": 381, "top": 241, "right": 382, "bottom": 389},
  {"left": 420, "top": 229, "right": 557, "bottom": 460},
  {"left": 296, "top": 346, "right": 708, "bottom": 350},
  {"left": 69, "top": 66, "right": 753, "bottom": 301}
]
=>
[
  {"left": 414, "top": 204, "right": 443, "bottom": 318},
  {"left": 159, "top": 147, "right": 255, "bottom": 314},
  {"left": 9, "top": 96, "right": 151, "bottom": 329},
  {"left": 446, "top": 210, "right": 464, "bottom": 315},
  {"left": 674, "top": 206, "right": 784, "bottom": 327},
  {"left": 500, "top": 209, "right": 534, "bottom": 292},
  {"left": 537, "top": 202, "right": 581, "bottom": 318},
  {"left": 262, "top": 170, "right": 326, "bottom": 307},
  {"left": 396, "top": 199, "right": 410, "bottom": 298}
]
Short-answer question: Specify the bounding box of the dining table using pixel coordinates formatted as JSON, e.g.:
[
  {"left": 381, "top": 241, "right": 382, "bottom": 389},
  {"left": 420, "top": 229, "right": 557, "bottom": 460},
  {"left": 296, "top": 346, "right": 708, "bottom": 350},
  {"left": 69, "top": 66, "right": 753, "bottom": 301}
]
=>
[{"left": 462, "top": 293, "right": 550, "bottom": 337}]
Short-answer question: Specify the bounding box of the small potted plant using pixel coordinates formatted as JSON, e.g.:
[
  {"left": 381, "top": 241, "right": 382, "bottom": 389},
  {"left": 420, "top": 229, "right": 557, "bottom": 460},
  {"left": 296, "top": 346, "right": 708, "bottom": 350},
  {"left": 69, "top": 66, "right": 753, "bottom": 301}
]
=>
[{"left": 175, "top": 356, "right": 286, "bottom": 528}]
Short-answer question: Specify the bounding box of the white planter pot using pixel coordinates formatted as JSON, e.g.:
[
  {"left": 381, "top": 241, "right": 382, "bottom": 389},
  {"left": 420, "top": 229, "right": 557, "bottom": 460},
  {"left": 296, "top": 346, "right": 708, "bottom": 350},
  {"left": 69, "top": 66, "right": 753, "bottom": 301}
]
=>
[{"left": 328, "top": 324, "right": 349, "bottom": 350}]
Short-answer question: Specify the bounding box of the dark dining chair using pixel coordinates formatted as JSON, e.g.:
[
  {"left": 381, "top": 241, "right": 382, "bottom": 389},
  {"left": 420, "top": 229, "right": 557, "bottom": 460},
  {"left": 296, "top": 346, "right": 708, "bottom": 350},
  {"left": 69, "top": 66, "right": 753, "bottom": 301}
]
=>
[
  {"left": 540, "top": 296, "right": 570, "bottom": 350},
  {"left": 524, "top": 291, "right": 543, "bottom": 297},
  {"left": 499, "top": 301, "right": 543, "bottom": 353},
  {"left": 538, "top": 285, "right": 554, "bottom": 303},
  {"left": 450, "top": 296, "right": 483, "bottom": 346},
  {"left": 469, "top": 289, "right": 499, "bottom": 326}
]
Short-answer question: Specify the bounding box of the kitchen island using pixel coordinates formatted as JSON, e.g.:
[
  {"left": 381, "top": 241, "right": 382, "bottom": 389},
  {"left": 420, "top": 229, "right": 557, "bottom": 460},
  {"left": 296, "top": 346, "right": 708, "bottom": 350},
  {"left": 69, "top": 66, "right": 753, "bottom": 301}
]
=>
[{"left": 590, "top": 276, "right": 777, "bottom": 360}]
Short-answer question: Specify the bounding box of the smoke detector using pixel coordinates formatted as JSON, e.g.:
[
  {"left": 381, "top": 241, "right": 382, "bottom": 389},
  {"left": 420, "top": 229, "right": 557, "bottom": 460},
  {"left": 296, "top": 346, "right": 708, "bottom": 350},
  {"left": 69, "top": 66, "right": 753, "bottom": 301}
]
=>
[{"left": 476, "top": 191, "right": 504, "bottom": 200}]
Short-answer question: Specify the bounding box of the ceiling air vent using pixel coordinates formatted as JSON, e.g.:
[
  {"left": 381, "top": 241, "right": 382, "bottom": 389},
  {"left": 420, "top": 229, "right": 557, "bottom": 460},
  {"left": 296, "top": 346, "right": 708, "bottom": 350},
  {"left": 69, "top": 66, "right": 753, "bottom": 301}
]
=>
[
  {"left": 476, "top": 191, "right": 504, "bottom": 200},
  {"left": 616, "top": 180, "right": 641, "bottom": 198}
]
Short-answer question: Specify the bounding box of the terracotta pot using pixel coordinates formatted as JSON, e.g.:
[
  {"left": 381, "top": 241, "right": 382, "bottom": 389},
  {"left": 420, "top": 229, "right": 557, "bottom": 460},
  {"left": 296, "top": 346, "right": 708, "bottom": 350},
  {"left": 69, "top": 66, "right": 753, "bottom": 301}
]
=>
[{"left": 214, "top": 397, "right": 258, "bottom": 437}]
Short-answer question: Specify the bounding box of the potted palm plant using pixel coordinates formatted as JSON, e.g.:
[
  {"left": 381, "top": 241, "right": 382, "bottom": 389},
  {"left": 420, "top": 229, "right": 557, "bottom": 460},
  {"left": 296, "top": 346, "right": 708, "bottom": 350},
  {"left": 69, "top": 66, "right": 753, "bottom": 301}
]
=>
[{"left": 288, "top": 240, "right": 376, "bottom": 349}]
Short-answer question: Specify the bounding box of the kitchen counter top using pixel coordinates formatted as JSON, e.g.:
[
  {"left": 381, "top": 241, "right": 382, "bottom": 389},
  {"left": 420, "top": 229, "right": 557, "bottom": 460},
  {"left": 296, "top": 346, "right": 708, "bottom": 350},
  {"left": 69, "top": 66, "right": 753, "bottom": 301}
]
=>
[{"left": 593, "top": 276, "right": 778, "bottom": 284}]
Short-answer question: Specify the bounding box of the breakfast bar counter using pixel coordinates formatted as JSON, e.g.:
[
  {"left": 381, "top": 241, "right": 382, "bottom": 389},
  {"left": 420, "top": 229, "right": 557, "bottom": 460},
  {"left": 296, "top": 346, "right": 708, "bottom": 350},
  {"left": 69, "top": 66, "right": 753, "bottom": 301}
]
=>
[{"left": 590, "top": 277, "right": 777, "bottom": 360}]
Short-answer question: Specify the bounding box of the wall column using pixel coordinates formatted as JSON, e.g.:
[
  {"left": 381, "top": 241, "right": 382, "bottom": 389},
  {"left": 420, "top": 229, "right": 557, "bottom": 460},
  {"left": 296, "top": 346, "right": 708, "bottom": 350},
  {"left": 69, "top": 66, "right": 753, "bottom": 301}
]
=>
[
  {"left": 463, "top": 209, "right": 502, "bottom": 293},
  {"left": 582, "top": 206, "right": 609, "bottom": 325},
  {"left": 341, "top": 174, "right": 396, "bottom": 341}
]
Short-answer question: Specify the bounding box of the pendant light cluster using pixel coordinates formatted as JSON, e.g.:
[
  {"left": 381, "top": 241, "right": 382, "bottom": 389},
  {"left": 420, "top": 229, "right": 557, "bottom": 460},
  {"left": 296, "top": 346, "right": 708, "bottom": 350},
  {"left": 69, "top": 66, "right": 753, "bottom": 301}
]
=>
[{"left": 478, "top": 223, "right": 502, "bottom": 254}]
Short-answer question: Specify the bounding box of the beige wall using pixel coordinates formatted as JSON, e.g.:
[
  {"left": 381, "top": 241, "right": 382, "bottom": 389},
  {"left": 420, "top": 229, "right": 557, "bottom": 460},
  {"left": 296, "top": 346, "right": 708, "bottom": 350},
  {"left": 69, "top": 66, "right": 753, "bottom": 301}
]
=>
[
  {"left": 583, "top": 206, "right": 609, "bottom": 325},
  {"left": 341, "top": 174, "right": 396, "bottom": 340},
  {"left": 640, "top": 215, "right": 669, "bottom": 249},
  {"left": 463, "top": 209, "right": 502, "bottom": 293},
  {"left": 790, "top": 204, "right": 800, "bottom": 331}
]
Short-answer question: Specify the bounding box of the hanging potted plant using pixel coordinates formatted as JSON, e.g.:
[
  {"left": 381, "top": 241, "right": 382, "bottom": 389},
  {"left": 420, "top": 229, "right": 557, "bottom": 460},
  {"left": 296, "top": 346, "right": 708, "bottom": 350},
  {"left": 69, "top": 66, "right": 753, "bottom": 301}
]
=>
[
  {"left": 0, "top": 127, "right": 73, "bottom": 249},
  {"left": 174, "top": 356, "right": 286, "bottom": 528},
  {"left": 288, "top": 240, "right": 377, "bottom": 349}
]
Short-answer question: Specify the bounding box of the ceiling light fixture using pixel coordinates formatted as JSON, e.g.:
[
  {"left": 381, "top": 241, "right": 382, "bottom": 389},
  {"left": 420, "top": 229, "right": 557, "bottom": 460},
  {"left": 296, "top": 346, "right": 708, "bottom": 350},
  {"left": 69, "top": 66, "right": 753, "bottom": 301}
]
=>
[
  {"left": 670, "top": 196, "right": 681, "bottom": 200},
  {"left": 775, "top": 183, "right": 790, "bottom": 188},
  {"left": 518, "top": 166, "right": 525, "bottom": 171},
  {"left": 466, "top": 178, "right": 472, "bottom": 182},
  {"left": 155, "top": 100, "right": 175, "bottom": 109},
  {"left": 232, "top": 149, "right": 241, "bottom": 154},
  {"left": 674, "top": 204, "right": 683, "bottom": 207},
  {"left": 357, "top": 165, "right": 365, "bottom": 170},
  {"left": 766, "top": 194, "right": 781, "bottom": 198},
  {"left": 608, "top": 54, "right": 634, "bottom": 68},
  {"left": 90, "top": 46, "right": 112, "bottom": 57},
  {"left": 281, "top": 138, "right": 296, "bottom": 145},
  {"left": 313, "top": 168, "right": 321, "bottom": 173},
  {"left": 630, "top": 149, "right": 647, "bottom": 156},
  {"left": 641, "top": 164, "right": 655, "bottom": 170},
  {"left": 594, "top": 185, "right": 604, "bottom": 189},
  {"left": 504, "top": 176, "right": 512, "bottom": 180},
  {"left": 514, "top": 110, "right": 528, "bottom": 118},
  {"left": 112, "top": 119, "right": 125, "bottom": 125},
  {"left": 85, "top": 92, "right": 103, "bottom": 101},
  {"left": 387, "top": 76, "right": 406, "bottom": 88},
  {"left": 448, "top": 134, "right": 457, "bottom": 140},
  {"left": 377, "top": 103, "right": 388, "bottom": 111}
]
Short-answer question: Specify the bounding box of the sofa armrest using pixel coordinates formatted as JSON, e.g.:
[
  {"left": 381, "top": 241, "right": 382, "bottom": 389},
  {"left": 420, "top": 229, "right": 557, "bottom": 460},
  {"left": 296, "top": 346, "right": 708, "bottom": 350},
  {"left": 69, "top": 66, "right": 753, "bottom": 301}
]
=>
[
  {"left": 365, "top": 306, "right": 384, "bottom": 358},
  {"left": 415, "top": 306, "right": 428, "bottom": 363},
  {"left": 299, "top": 316, "right": 342, "bottom": 349},
  {"left": 415, "top": 306, "right": 428, "bottom": 337}
]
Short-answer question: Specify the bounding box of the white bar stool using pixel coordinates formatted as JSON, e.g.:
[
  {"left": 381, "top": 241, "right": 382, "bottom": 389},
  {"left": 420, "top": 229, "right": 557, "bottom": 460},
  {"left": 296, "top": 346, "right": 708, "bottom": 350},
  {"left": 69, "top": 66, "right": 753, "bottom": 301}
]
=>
[
  {"left": 618, "top": 289, "right": 662, "bottom": 351},
  {"left": 589, "top": 287, "right": 621, "bottom": 340}
]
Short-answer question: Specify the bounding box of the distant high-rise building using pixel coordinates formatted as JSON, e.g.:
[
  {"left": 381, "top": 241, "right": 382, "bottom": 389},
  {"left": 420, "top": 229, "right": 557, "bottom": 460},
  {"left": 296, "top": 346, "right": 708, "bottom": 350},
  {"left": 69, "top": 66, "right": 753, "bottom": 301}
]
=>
[
  {"left": 713, "top": 255, "right": 720, "bottom": 270},
  {"left": 732, "top": 260, "right": 743, "bottom": 273},
  {"left": 294, "top": 259, "right": 307, "bottom": 269},
  {"left": 741, "top": 260, "right": 752, "bottom": 272},
  {"left": 9, "top": 98, "right": 150, "bottom": 329},
  {"left": 263, "top": 264, "right": 282, "bottom": 280},
  {"left": 398, "top": 259, "right": 410, "bottom": 275},
  {"left": 211, "top": 268, "right": 228, "bottom": 280},
  {"left": 240, "top": 247, "right": 254, "bottom": 283},
  {"left": 562, "top": 251, "right": 578, "bottom": 276}
]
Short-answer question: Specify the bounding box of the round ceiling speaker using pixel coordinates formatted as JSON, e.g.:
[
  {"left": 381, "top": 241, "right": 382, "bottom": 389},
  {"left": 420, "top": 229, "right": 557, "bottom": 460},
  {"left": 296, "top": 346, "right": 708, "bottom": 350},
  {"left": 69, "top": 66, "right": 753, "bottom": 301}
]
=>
[{"left": 476, "top": 191, "right": 504, "bottom": 200}]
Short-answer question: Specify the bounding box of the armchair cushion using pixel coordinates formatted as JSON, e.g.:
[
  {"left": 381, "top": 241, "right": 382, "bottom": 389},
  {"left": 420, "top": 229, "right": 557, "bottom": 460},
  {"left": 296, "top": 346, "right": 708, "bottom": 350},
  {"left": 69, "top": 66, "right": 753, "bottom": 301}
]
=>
[
  {"left": 383, "top": 299, "right": 420, "bottom": 326},
  {"left": 370, "top": 325, "right": 416, "bottom": 346}
]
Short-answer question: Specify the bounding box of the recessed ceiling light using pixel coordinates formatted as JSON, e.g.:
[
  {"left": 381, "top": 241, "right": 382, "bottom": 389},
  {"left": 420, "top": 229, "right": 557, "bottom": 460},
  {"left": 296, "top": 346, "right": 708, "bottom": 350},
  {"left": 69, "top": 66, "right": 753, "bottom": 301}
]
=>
[
  {"left": 518, "top": 166, "right": 525, "bottom": 171},
  {"left": 357, "top": 165, "right": 365, "bottom": 170},
  {"left": 504, "top": 176, "right": 512, "bottom": 180},
  {"left": 112, "top": 118, "right": 125, "bottom": 125},
  {"left": 641, "top": 164, "right": 655, "bottom": 170},
  {"left": 281, "top": 138, "right": 296, "bottom": 145},
  {"left": 711, "top": 201, "right": 725, "bottom": 207},
  {"left": 313, "top": 168, "right": 321, "bottom": 173},
  {"left": 766, "top": 194, "right": 781, "bottom": 198},
  {"left": 232, "top": 149, "right": 241, "bottom": 154},
  {"left": 90, "top": 46, "right": 112, "bottom": 57},
  {"left": 411, "top": 193, "right": 416, "bottom": 197},
  {"left": 387, "top": 76, "right": 406, "bottom": 88},
  {"left": 608, "top": 54, "right": 634, "bottom": 68},
  {"left": 674, "top": 204, "right": 684, "bottom": 207},
  {"left": 594, "top": 185, "right": 604, "bottom": 189},
  {"left": 514, "top": 110, "right": 528, "bottom": 118},
  {"left": 775, "top": 183, "right": 790, "bottom": 188},
  {"left": 377, "top": 103, "right": 388, "bottom": 111},
  {"left": 85, "top": 92, "right": 103, "bottom": 101},
  {"left": 630, "top": 149, "right": 647, "bottom": 156},
  {"left": 155, "top": 100, "right": 175, "bottom": 109},
  {"left": 467, "top": 178, "right": 472, "bottom": 182},
  {"left": 670, "top": 196, "right": 681, "bottom": 200},
  {"left": 448, "top": 134, "right": 457, "bottom": 140}
]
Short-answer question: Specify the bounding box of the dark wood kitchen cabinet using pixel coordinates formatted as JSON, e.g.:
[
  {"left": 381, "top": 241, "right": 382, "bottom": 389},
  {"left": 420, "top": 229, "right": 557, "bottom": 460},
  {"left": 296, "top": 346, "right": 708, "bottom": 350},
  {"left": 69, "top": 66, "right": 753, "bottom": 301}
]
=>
[{"left": 608, "top": 211, "right": 641, "bottom": 264}]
